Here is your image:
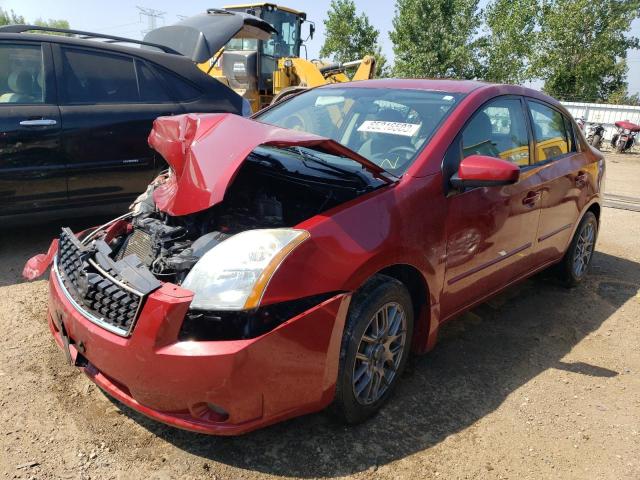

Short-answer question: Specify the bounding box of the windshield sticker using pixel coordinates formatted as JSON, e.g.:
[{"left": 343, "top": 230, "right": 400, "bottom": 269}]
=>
[{"left": 358, "top": 120, "right": 421, "bottom": 137}]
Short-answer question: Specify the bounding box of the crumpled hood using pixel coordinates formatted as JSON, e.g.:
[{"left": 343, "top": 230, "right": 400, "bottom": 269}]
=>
[{"left": 148, "top": 113, "right": 390, "bottom": 216}]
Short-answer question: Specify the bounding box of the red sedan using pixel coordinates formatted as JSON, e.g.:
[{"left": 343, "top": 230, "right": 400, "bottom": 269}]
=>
[{"left": 26, "top": 79, "right": 604, "bottom": 435}]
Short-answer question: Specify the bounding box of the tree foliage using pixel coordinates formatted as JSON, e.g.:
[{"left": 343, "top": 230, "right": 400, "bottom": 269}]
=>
[
  {"left": 390, "top": 0, "right": 482, "bottom": 79},
  {"left": 480, "top": 0, "right": 640, "bottom": 102},
  {"left": 533, "top": 0, "right": 640, "bottom": 102},
  {"left": 0, "top": 7, "right": 70, "bottom": 33},
  {"left": 481, "top": 0, "right": 538, "bottom": 84},
  {"left": 0, "top": 8, "right": 25, "bottom": 26},
  {"left": 319, "top": 0, "right": 388, "bottom": 76}
]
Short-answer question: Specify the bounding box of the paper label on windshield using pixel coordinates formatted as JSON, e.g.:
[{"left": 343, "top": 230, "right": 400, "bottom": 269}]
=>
[{"left": 358, "top": 120, "right": 421, "bottom": 137}]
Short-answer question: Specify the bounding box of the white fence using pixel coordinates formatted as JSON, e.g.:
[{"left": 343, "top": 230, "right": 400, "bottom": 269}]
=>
[{"left": 561, "top": 101, "right": 640, "bottom": 141}]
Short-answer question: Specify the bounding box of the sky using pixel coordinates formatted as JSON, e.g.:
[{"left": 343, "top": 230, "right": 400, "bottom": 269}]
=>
[{"left": 2, "top": 0, "right": 639, "bottom": 95}]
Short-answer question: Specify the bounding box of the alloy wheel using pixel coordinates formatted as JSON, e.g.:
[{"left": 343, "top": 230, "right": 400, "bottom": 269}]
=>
[
  {"left": 352, "top": 302, "right": 407, "bottom": 405},
  {"left": 573, "top": 221, "right": 595, "bottom": 278}
]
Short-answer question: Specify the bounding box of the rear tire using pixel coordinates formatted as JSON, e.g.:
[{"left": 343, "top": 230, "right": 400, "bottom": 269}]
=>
[
  {"left": 332, "top": 274, "right": 414, "bottom": 424},
  {"left": 557, "top": 212, "right": 598, "bottom": 287}
]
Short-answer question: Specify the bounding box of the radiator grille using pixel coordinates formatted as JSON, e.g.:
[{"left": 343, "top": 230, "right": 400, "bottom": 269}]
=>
[
  {"left": 56, "top": 230, "right": 144, "bottom": 336},
  {"left": 120, "top": 229, "right": 154, "bottom": 266}
]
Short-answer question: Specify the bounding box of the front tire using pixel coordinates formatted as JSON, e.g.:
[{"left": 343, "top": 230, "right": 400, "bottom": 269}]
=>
[
  {"left": 591, "top": 133, "right": 602, "bottom": 150},
  {"left": 333, "top": 275, "right": 414, "bottom": 424},
  {"left": 557, "top": 212, "right": 598, "bottom": 287}
]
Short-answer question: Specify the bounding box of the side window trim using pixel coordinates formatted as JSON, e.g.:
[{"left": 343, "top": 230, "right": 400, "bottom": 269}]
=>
[{"left": 524, "top": 97, "right": 575, "bottom": 166}]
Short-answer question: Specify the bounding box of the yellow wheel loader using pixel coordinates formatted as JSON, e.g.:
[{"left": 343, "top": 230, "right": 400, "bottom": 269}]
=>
[{"left": 199, "top": 3, "right": 377, "bottom": 111}]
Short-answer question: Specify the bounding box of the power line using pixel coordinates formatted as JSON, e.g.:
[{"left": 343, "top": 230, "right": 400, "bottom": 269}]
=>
[{"left": 136, "top": 6, "right": 166, "bottom": 36}]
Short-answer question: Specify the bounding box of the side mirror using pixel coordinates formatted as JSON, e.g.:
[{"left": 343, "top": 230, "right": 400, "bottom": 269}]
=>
[
  {"left": 450, "top": 154, "right": 519, "bottom": 190},
  {"left": 308, "top": 22, "right": 315, "bottom": 40}
]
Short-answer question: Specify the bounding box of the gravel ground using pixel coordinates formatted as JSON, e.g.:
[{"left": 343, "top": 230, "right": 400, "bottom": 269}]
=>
[{"left": 1, "top": 153, "right": 639, "bottom": 480}]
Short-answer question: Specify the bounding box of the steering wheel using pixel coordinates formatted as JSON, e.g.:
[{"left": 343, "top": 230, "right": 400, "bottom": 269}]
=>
[{"left": 373, "top": 145, "right": 416, "bottom": 170}]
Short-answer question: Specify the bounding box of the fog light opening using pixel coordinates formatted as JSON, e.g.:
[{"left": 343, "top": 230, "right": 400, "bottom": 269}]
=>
[{"left": 206, "top": 403, "right": 229, "bottom": 422}]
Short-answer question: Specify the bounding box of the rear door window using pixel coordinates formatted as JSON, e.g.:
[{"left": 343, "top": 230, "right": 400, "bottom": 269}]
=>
[
  {"left": 462, "top": 97, "right": 530, "bottom": 166},
  {"left": 0, "top": 43, "right": 45, "bottom": 104},
  {"left": 61, "top": 47, "right": 139, "bottom": 104},
  {"left": 528, "top": 101, "right": 573, "bottom": 163}
]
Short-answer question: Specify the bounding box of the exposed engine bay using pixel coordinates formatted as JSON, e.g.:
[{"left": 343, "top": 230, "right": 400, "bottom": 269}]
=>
[
  {"left": 94, "top": 146, "right": 385, "bottom": 286},
  {"left": 52, "top": 146, "right": 385, "bottom": 339}
]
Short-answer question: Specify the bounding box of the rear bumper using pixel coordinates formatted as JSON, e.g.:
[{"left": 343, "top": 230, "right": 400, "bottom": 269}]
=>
[{"left": 48, "top": 271, "right": 350, "bottom": 435}]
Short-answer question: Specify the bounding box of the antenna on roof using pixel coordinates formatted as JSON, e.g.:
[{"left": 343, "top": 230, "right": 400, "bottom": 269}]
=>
[{"left": 136, "top": 6, "right": 166, "bottom": 36}]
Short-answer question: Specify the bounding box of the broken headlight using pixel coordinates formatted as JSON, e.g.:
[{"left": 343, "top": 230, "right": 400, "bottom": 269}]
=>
[{"left": 182, "top": 229, "right": 309, "bottom": 311}]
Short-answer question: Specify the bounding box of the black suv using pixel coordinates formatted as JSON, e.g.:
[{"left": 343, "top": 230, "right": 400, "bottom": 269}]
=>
[{"left": 0, "top": 18, "right": 259, "bottom": 222}]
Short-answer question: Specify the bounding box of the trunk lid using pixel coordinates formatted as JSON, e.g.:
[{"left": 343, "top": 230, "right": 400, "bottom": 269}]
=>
[{"left": 143, "top": 9, "right": 276, "bottom": 63}]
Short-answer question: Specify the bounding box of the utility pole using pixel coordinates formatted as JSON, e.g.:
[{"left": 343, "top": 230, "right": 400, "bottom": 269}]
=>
[{"left": 137, "top": 6, "right": 166, "bottom": 36}]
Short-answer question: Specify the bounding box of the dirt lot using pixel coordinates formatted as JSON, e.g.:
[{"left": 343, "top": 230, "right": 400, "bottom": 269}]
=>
[{"left": 1, "top": 153, "right": 639, "bottom": 480}]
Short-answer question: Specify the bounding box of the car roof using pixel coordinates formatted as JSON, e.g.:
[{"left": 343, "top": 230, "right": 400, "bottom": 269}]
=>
[
  {"left": 0, "top": 31, "right": 182, "bottom": 64},
  {"left": 323, "top": 78, "right": 492, "bottom": 94},
  {"left": 322, "top": 78, "right": 558, "bottom": 103}
]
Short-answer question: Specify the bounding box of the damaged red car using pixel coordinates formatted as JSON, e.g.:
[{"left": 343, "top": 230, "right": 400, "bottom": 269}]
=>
[{"left": 26, "top": 79, "right": 604, "bottom": 435}]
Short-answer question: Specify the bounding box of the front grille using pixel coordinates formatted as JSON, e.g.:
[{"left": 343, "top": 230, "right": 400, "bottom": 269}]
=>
[{"left": 56, "top": 229, "right": 145, "bottom": 336}]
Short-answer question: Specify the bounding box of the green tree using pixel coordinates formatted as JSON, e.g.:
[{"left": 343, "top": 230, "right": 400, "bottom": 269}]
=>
[
  {"left": 320, "top": 0, "right": 388, "bottom": 76},
  {"left": 390, "top": 0, "right": 482, "bottom": 78},
  {"left": 481, "top": 0, "right": 538, "bottom": 84},
  {"left": 34, "top": 18, "right": 71, "bottom": 31},
  {"left": 534, "top": 0, "right": 640, "bottom": 102},
  {"left": 0, "top": 8, "right": 25, "bottom": 26},
  {"left": 0, "top": 8, "right": 69, "bottom": 32}
]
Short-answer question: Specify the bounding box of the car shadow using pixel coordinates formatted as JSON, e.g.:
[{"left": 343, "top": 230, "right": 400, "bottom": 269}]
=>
[{"left": 105, "top": 250, "right": 639, "bottom": 478}]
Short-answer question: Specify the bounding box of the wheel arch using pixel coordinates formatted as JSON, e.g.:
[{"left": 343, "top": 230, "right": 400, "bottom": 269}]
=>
[
  {"left": 586, "top": 201, "right": 601, "bottom": 223},
  {"left": 369, "top": 263, "right": 434, "bottom": 354}
]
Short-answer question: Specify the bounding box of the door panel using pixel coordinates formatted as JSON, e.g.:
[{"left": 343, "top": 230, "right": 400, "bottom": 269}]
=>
[
  {"left": 60, "top": 105, "right": 166, "bottom": 205},
  {"left": 526, "top": 100, "right": 590, "bottom": 262},
  {"left": 441, "top": 96, "right": 542, "bottom": 317},
  {"left": 442, "top": 170, "right": 543, "bottom": 315},
  {"left": 0, "top": 42, "right": 65, "bottom": 216},
  {"left": 54, "top": 45, "right": 182, "bottom": 206}
]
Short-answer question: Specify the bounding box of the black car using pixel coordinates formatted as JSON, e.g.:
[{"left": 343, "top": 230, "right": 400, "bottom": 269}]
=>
[{"left": 0, "top": 12, "right": 272, "bottom": 222}]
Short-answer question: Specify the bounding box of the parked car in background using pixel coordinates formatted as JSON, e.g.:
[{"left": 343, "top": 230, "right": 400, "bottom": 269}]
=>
[
  {"left": 26, "top": 79, "right": 604, "bottom": 435},
  {"left": 611, "top": 120, "right": 640, "bottom": 153},
  {"left": 0, "top": 16, "right": 265, "bottom": 222}
]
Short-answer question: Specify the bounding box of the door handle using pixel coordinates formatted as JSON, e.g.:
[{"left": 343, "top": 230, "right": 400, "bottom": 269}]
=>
[
  {"left": 575, "top": 171, "right": 588, "bottom": 188},
  {"left": 20, "top": 119, "right": 57, "bottom": 126},
  {"left": 522, "top": 191, "right": 541, "bottom": 207}
]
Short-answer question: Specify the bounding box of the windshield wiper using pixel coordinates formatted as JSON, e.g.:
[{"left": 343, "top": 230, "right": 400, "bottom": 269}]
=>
[{"left": 287, "top": 147, "right": 368, "bottom": 180}]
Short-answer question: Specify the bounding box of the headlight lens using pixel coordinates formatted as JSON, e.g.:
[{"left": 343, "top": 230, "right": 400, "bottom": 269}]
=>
[
  {"left": 182, "top": 229, "right": 309, "bottom": 311},
  {"left": 624, "top": 128, "right": 631, "bottom": 134}
]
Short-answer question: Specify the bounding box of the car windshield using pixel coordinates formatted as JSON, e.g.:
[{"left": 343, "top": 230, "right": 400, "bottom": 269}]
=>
[{"left": 256, "top": 87, "right": 462, "bottom": 175}]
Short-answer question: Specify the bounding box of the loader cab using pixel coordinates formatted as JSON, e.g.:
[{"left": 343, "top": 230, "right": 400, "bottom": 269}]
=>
[{"left": 220, "top": 4, "right": 308, "bottom": 107}]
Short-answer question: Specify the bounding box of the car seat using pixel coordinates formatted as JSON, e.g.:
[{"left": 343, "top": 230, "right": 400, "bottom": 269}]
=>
[
  {"left": 462, "top": 111, "right": 500, "bottom": 158},
  {"left": 0, "top": 70, "right": 36, "bottom": 103}
]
